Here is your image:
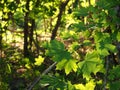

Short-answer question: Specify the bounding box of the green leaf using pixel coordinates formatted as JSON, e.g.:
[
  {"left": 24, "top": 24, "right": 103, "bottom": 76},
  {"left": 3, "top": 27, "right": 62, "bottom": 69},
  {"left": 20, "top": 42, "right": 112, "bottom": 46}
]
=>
[
  {"left": 108, "top": 65, "right": 120, "bottom": 80},
  {"left": 110, "top": 81, "right": 120, "bottom": 90},
  {"left": 41, "top": 75, "right": 66, "bottom": 90},
  {"left": 78, "top": 51, "right": 104, "bottom": 80},
  {"left": 49, "top": 40, "right": 65, "bottom": 50},
  {"left": 67, "top": 81, "right": 75, "bottom": 90},
  {"left": 85, "top": 51, "right": 99, "bottom": 61},
  {"left": 69, "top": 42, "right": 79, "bottom": 51},
  {"left": 73, "top": 22, "right": 86, "bottom": 31},
  {"left": 34, "top": 56, "right": 44, "bottom": 66},
  {"left": 117, "top": 32, "right": 120, "bottom": 42},
  {"left": 96, "top": 0, "right": 110, "bottom": 9},
  {"left": 108, "top": 66, "right": 120, "bottom": 90},
  {"left": 53, "top": 51, "right": 71, "bottom": 62},
  {"left": 97, "top": 48, "right": 109, "bottom": 56},
  {"left": 105, "top": 44, "right": 117, "bottom": 53},
  {"left": 56, "top": 59, "right": 78, "bottom": 75},
  {"left": 94, "top": 32, "right": 115, "bottom": 56},
  {"left": 56, "top": 59, "right": 67, "bottom": 70},
  {"left": 61, "top": 31, "right": 79, "bottom": 40},
  {"left": 45, "top": 40, "right": 72, "bottom": 62},
  {"left": 65, "top": 59, "right": 78, "bottom": 75},
  {"left": 74, "top": 7, "right": 89, "bottom": 17},
  {"left": 94, "top": 32, "right": 111, "bottom": 43},
  {"left": 7, "top": 64, "right": 11, "bottom": 73},
  {"left": 83, "top": 40, "right": 91, "bottom": 46}
]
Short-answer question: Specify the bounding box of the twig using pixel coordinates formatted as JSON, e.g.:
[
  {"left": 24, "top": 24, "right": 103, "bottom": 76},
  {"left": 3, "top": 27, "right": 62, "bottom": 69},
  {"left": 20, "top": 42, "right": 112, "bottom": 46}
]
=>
[
  {"left": 27, "top": 62, "right": 57, "bottom": 90},
  {"left": 32, "top": 38, "right": 45, "bottom": 52}
]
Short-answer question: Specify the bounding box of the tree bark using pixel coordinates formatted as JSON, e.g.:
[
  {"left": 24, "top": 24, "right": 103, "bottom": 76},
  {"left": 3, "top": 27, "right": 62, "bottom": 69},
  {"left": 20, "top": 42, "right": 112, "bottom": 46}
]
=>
[
  {"left": 51, "top": 0, "right": 70, "bottom": 40},
  {"left": 24, "top": 0, "right": 30, "bottom": 57},
  {"left": 29, "top": 19, "right": 35, "bottom": 50},
  {"left": 0, "top": 30, "right": 2, "bottom": 58}
]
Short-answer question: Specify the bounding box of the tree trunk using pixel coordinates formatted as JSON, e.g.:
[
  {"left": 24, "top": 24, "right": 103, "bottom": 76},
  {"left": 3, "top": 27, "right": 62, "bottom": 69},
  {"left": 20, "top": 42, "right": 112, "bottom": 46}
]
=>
[
  {"left": 24, "top": 0, "right": 30, "bottom": 57},
  {"left": 0, "top": 30, "right": 2, "bottom": 58},
  {"left": 29, "top": 19, "right": 35, "bottom": 51},
  {"left": 51, "top": 0, "right": 70, "bottom": 40}
]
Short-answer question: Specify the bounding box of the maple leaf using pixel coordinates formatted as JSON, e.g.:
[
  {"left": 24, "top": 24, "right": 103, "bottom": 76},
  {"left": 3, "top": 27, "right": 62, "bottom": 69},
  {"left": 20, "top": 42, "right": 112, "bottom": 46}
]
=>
[
  {"left": 56, "top": 59, "right": 78, "bottom": 75},
  {"left": 78, "top": 51, "right": 104, "bottom": 80},
  {"left": 34, "top": 56, "right": 44, "bottom": 66}
]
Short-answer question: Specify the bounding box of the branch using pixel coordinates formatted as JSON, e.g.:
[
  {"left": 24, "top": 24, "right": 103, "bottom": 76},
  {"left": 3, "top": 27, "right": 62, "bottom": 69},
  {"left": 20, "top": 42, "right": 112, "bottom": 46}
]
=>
[
  {"left": 32, "top": 38, "right": 45, "bottom": 52},
  {"left": 27, "top": 62, "right": 57, "bottom": 90},
  {"left": 51, "top": 0, "right": 70, "bottom": 40}
]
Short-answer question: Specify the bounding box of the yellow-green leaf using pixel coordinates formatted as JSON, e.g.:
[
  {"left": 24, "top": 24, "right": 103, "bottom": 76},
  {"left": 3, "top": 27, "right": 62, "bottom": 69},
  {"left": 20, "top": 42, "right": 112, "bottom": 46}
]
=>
[
  {"left": 7, "top": 64, "right": 11, "bottom": 73},
  {"left": 56, "top": 59, "right": 67, "bottom": 70},
  {"left": 74, "top": 84, "right": 85, "bottom": 90},
  {"left": 105, "top": 44, "right": 117, "bottom": 53},
  {"left": 117, "top": 32, "right": 120, "bottom": 42},
  {"left": 85, "top": 81, "right": 95, "bottom": 90},
  {"left": 34, "top": 56, "right": 44, "bottom": 66},
  {"left": 25, "top": 64, "right": 31, "bottom": 69},
  {"left": 56, "top": 59, "right": 78, "bottom": 75},
  {"left": 90, "top": 0, "right": 95, "bottom": 6},
  {"left": 0, "top": 11, "right": 2, "bottom": 17},
  {"left": 74, "top": 80, "right": 95, "bottom": 90},
  {"left": 65, "top": 59, "right": 78, "bottom": 75}
]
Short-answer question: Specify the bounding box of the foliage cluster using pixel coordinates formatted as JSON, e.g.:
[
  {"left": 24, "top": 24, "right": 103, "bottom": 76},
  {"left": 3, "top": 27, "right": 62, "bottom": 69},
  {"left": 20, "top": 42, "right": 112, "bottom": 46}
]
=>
[{"left": 0, "top": 0, "right": 120, "bottom": 90}]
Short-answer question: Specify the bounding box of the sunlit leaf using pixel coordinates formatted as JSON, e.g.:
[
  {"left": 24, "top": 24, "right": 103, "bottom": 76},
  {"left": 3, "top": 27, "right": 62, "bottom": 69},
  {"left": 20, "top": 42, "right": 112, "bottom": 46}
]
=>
[
  {"left": 56, "top": 59, "right": 78, "bottom": 75},
  {"left": 25, "top": 64, "right": 31, "bottom": 69},
  {"left": 7, "top": 64, "right": 11, "bottom": 73},
  {"left": 34, "top": 56, "right": 44, "bottom": 66},
  {"left": 81, "top": 1, "right": 89, "bottom": 7},
  {"left": 0, "top": 11, "right": 2, "bottom": 17},
  {"left": 61, "top": 31, "right": 79, "bottom": 40},
  {"left": 29, "top": 1, "right": 33, "bottom": 10},
  {"left": 74, "top": 84, "right": 85, "bottom": 90},
  {"left": 85, "top": 80, "right": 95, "bottom": 90},
  {"left": 7, "top": 0, "right": 14, "bottom": 2},
  {"left": 74, "top": 80, "right": 95, "bottom": 90},
  {"left": 67, "top": 81, "right": 75, "bottom": 90},
  {"left": 64, "top": 59, "right": 78, "bottom": 75},
  {"left": 56, "top": 59, "right": 67, "bottom": 70},
  {"left": 105, "top": 44, "right": 117, "bottom": 53},
  {"left": 117, "top": 32, "right": 120, "bottom": 42},
  {"left": 97, "top": 48, "right": 109, "bottom": 56},
  {"left": 90, "top": 0, "right": 95, "bottom": 6},
  {"left": 69, "top": 42, "right": 79, "bottom": 51},
  {"left": 85, "top": 51, "right": 99, "bottom": 61},
  {"left": 3, "top": 6, "right": 9, "bottom": 12},
  {"left": 83, "top": 40, "right": 91, "bottom": 46}
]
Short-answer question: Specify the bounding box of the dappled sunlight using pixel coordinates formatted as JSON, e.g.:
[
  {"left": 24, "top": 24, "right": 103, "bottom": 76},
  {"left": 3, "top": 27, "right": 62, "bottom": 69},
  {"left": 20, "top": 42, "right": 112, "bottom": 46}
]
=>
[{"left": 0, "top": 0, "right": 120, "bottom": 90}]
